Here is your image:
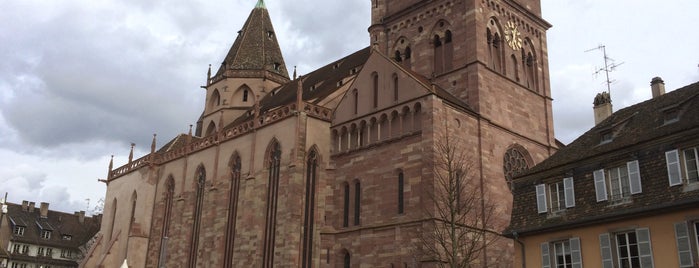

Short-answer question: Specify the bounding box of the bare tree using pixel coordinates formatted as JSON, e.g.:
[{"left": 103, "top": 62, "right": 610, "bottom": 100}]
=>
[{"left": 416, "top": 124, "right": 504, "bottom": 268}]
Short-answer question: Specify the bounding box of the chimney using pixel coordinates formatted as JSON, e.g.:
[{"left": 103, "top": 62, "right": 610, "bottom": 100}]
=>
[
  {"left": 651, "top": 77, "right": 665, "bottom": 98},
  {"left": 21, "top": 200, "right": 29, "bottom": 211},
  {"left": 593, "top": 92, "right": 613, "bottom": 125},
  {"left": 39, "top": 202, "right": 49, "bottom": 218},
  {"left": 28, "top": 202, "right": 35, "bottom": 213},
  {"left": 78, "top": 211, "right": 86, "bottom": 224}
]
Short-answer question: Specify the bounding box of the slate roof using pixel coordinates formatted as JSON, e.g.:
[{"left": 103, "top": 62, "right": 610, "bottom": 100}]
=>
[
  {"left": 214, "top": 0, "right": 289, "bottom": 79},
  {"left": 526, "top": 81, "right": 699, "bottom": 175},
  {"left": 507, "top": 81, "right": 699, "bottom": 236},
  {"left": 3, "top": 202, "right": 101, "bottom": 251}
]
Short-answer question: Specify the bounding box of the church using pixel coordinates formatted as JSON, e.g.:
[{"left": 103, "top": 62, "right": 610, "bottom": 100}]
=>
[{"left": 81, "top": 0, "right": 557, "bottom": 266}]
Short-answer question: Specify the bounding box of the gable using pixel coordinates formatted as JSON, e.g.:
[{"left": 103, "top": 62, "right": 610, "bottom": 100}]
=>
[{"left": 333, "top": 51, "right": 432, "bottom": 125}]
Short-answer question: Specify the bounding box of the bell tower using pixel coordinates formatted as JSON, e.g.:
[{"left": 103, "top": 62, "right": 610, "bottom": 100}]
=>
[
  {"left": 196, "top": 0, "right": 289, "bottom": 137},
  {"left": 369, "top": 0, "right": 555, "bottom": 149}
]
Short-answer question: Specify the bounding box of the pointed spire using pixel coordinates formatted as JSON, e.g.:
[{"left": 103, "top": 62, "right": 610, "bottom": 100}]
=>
[
  {"left": 108, "top": 155, "right": 114, "bottom": 179},
  {"left": 206, "top": 64, "right": 212, "bottom": 86},
  {"left": 128, "top": 143, "right": 135, "bottom": 163},
  {"left": 151, "top": 134, "right": 157, "bottom": 154},
  {"left": 187, "top": 124, "right": 193, "bottom": 144},
  {"left": 293, "top": 66, "right": 297, "bottom": 80},
  {"left": 214, "top": 0, "right": 289, "bottom": 80}
]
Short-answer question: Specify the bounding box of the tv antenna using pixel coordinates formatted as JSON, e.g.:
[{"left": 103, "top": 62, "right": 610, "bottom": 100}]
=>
[{"left": 585, "top": 44, "right": 624, "bottom": 99}]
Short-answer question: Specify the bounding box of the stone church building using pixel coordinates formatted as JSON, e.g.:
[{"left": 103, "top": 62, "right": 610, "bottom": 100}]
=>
[{"left": 81, "top": 0, "right": 557, "bottom": 266}]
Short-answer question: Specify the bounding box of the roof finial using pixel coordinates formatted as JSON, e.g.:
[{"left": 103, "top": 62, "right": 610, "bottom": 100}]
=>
[
  {"left": 151, "top": 134, "right": 157, "bottom": 154},
  {"left": 255, "top": 0, "right": 265, "bottom": 9},
  {"left": 207, "top": 64, "right": 212, "bottom": 86},
  {"left": 128, "top": 143, "right": 135, "bottom": 163},
  {"left": 108, "top": 155, "right": 114, "bottom": 179},
  {"left": 293, "top": 66, "right": 297, "bottom": 80}
]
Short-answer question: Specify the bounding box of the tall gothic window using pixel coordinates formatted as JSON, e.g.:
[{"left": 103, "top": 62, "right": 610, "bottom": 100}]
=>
[
  {"left": 343, "top": 183, "right": 350, "bottom": 227},
  {"left": 158, "top": 176, "right": 175, "bottom": 268},
  {"left": 302, "top": 150, "right": 319, "bottom": 268},
  {"left": 224, "top": 154, "right": 242, "bottom": 268},
  {"left": 129, "top": 191, "right": 137, "bottom": 234},
  {"left": 503, "top": 147, "right": 530, "bottom": 190},
  {"left": 393, "top": 74, "right": 399, "bottom": 101},
  {"left": 372, "top": 72, "right": 379, "bottom": 108},
  {"left": 352, "top": 89, "right": 358, "bottom": 115},
  {"left": 433, "top": 34, "right": 444, "bottom": 74},
  {"left": 354, "top": 181, "right": 361, "bottom": 226},
  {"left": 444, "top": 30, "right": 454, "bottom": 71},
  {"left": 398, "top": 171, "right": 404, "bottom": 214},
  {"left": 344, "top": 251, "right": 351, "bottom": 268},
  {"left": 487, "top": 18, "right": 504, "bottom": 73},
  {"left": 189, "top": 165, "right": 206, "bottom": 268},
  {"left": 404, "top": 46, "right": 412, "bottom": 69},
  {"left": 108, "top": 198, "right": 117, "bottom": 242},
  {"left": 262, "top": 141, "right": 282, "bottom": 268}
]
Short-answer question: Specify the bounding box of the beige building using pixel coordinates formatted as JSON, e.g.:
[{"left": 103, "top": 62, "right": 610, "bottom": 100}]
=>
[
  {"left": 507, "top": 79, "right": 699, "bottom": 268},
  {"left": 82, "top": 0, "right": 557, "bottom": 267},
  {"left": 0, "top": 200, "right": 101, "bottom": 268}
]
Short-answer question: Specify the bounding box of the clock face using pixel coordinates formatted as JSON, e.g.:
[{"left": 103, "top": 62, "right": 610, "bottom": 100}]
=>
[{"left": 504, "top": 21, "right": 523, "bottom": 50}]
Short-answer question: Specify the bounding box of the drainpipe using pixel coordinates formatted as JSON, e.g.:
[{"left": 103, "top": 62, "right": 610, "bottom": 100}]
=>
[{"left": 512, "top": 231, "right": 526, "bottom": 268}]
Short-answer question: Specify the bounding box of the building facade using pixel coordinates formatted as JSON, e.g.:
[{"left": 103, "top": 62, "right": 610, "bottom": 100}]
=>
[
  {"left": 507, "top": 80, "right": 699, "bottom": 268},
  {"left": 82, "top": 0, "right": 557, "bottom": 267},
  {"left": 0, "top": 200, "right": 101, "bottom": 268}
]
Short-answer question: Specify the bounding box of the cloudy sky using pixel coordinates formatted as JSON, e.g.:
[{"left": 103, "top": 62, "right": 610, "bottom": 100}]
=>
[{"left": 1, "top": 0, "right": 698, "bottom": 214}]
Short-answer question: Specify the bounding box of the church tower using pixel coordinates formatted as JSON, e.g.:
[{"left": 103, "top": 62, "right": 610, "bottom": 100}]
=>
[
  {"left": 370, "top": 0, "right": 556, "bottom": 151},
  {"left": 196, "top": 0, "right": 289, "bottom": 137}
]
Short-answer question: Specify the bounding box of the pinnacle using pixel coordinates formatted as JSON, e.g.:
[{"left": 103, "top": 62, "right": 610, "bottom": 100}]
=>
[{"left": 255, "top": 0, "right": 265, "bottom": 9}]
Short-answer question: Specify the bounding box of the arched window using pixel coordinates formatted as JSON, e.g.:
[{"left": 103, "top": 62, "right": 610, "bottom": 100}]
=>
[
  {"left": 444, "top": 30, "right": 454, "bottom": 71},
  {"left": 503, "top": 146, "right": 531, "bottom": 190},
  {"left": 433, "top": 34, "right": 444, "bottom": 74},
  {"left": 343, "top": 251, "right": 351, "bottom": 268},
  {"left": 398, "top": 171, "right": 405, "bottom": 214},
  {"left": 209, "top": 89, "right": 221, "bottom": 110},
  {"left": 390, "top": 111, "right": 400, "bottom": 138},
  {"left": 158, "top": 177, "right": 175, "bottom": 267},
  {"left": 301, "top": 149, "right": 319, "bottom": 268},
  {"left": 223, "top": 154, "right": 241, "bottom": 268},
  {"left": 343, "top": 183, "right": 350, "bottom": 227},
  {"left": 189, "top": 165, "right": 206, "bottom": 267},
  {"left": 108, "top": 198, "right": 117, "bottom": 242},
  {"left": 487, "top": 18, "right": 504, "bottom": 73},
  {"left": 354, "top": 181, "right": 361, "bottom": 226},
  {"left": 372, "top": 72, "right": 379, "bottom": 108},
  {"left": 352, "top": 89, "right": 358, "bottom": 115},
  {"left": 262, "top": 141, "right": 282, "bottom": 267},
  {"left": 129, "top": 191, "right": 137, "bottom": 234},
  {"left": 510, "top": 54, "right": 519, "bottom": 81},
  {"left": 205, "top": 121, "right": 217, "bottom": 136},
  {"left": 243, "top": 89, "right": 249, "bottom": 102},
  {"left": 393, "top": 74, "right": 399, "bottom": 101},
  {"left": 404, "top": 46, "right": 412, "bottom": 69},
  {"left": 394, "top": 50, "right": 402, "bottom": 62}
]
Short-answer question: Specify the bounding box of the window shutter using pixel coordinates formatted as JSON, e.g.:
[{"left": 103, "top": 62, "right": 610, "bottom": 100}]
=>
[
  {"left": 540, "top": 242, "right": 551, "bottom": 268},
  {"left": 569, "top": 237, "right": 582, "bottom": 268},
  {"left": 627, "top": 160, "right": 642, "bottom": 194},
  {"left": 563, "top": 177, "right": 575, "bottom": 208},
  {"left": 536, "top": 184, "right": 547, "bottom": 214},
  {"left": 674, "top": 222, "right": 694, "bottom": 267},
  {"left": 636, "top": 228, "right": 654, "bottom": 268},
  {"left": 666, "top": 150, "right": 683, "bottom": 186},
  {"left": 593, "top": 169, "right": 607, "bottom": 202},
  {"left": 599, "top": 233, "right": 613, "bottom": 268}
]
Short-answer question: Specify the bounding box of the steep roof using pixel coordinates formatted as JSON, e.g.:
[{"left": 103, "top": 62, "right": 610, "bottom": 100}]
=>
[
  {"left": 507, "top": 81, "right": 699, "bottom": 235},
  {"left": 524, "top": 81, "right": 699, "bottom": 175},
  {"left": 4, "top": 202, "right": 101, "bottom": 249},
  {"left": 214, "top": 0, "right": 289, "bottom": 79}
]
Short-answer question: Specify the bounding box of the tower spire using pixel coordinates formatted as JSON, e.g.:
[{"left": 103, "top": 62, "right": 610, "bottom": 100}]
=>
[{"left": 255, "top": 0, "right": 265, "bottom": 9}]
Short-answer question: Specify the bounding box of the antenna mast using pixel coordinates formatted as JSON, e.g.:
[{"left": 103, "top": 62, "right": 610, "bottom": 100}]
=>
[{"left": 585, "top": 44, "right": 624, "bottom": 99}]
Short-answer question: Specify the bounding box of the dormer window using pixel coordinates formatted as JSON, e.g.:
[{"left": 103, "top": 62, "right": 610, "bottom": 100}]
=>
[
  {"left": 600, "top": 130, "right": 613, "bottom": 144},
  {"left": 13, "top": 226, "right": 25, "bottom": 236},
  {"left": 41, "top": 230, "right": 52, "bottom": 239},
  {"left": 663, "top": 108, "right": 679, "bottom": 124},
  {"left": 62, "top": 234, "right": 72, "bottom": 240}
]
